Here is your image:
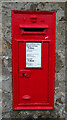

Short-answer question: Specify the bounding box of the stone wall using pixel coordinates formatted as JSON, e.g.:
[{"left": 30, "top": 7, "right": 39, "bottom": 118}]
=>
[{"left": 2, "top": 2, "right": 66, "bottom": 119}]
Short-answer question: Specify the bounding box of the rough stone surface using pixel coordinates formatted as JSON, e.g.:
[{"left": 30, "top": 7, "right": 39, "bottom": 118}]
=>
[{"left": 2, "top": 2, "right": 66, "bottom": 119}]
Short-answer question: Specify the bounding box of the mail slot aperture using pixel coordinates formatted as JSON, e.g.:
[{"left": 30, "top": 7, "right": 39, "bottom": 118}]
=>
[
  {"left": 21, "top": 28, "right": 45, "bottom": 32},
  {"left": 20, "top": 27, "right": 48, "bottom": 35}
]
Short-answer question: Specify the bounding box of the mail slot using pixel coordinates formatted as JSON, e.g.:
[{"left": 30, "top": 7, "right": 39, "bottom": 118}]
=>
[{"left": 12, "top": 11, "right": 56, "bottom": 110}]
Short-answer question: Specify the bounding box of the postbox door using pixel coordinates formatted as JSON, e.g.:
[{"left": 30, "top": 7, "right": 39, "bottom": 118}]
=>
[{"left": 18, "top": 41, "right": 49, "bottom": 105}]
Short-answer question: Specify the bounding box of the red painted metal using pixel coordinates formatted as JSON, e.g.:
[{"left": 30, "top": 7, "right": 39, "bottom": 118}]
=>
[{"left": 12, "top": 10, "right": 56, "bottom": 110}]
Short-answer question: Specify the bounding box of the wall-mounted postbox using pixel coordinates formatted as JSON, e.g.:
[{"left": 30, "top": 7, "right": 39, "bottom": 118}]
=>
[{"left": 12, "top": 11, "right": 56, "bottom": 110}]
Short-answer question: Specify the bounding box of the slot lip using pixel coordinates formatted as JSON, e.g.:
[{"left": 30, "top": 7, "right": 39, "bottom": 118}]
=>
[
  {"left": 19, "top": 24, "right": 48, "bottom": 29},
  {"left": 21, "top": 31, "right": 46, "bottom": 35}
]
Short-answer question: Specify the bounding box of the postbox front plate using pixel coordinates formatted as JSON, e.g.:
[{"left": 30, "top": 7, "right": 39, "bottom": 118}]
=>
[{"left": 12, "top": 11, "right": 56, "bottom": 110}]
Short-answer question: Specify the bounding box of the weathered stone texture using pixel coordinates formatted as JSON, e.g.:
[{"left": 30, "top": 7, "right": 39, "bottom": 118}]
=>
[{"left": 2, "top": 2, "right": 65, "bottom": 119}]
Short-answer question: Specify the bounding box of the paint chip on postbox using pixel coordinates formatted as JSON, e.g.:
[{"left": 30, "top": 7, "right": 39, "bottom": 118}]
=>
[{"left": 26, "top": 42, "right": 41, "bottom": 67}]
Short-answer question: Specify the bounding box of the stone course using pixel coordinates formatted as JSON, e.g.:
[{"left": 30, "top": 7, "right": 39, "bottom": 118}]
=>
[{"left": 1, "top": 2, "right": 66, "bottom": 119}]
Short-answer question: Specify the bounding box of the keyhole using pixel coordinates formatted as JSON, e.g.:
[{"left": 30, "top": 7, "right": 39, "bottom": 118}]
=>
[{"left": 23, "top": 73, "right": 25, "bottom": 77}]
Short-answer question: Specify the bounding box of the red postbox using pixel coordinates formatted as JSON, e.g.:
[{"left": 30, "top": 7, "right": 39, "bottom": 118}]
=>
[{"left": 12, "top": 11, "right": 56, "bottom": 110}]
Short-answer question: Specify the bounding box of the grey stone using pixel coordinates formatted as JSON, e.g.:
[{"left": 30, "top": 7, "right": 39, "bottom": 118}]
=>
[
  {"left": 56, "top": 7, "right": 64, "bottom": 24},
  {"left": 21, "top": 115, "right": 33, "bottom": 120},
  {"left": 37, "top": 2, "right": 45, "bottom": 10},
  {"left": 61, "top": 96, "right": 65, "bottom": 103},
  {"left": 10, "top": 111, "right": 22, "bottom": 118},
  {"left": 22, "top": 3, "right": 32, "bottom": 10},
  {"left": 2, "top": 92, "right": 12, "bottom": 113},
  {"left": 33, "top": 114, "right": 38, "bottom": 119},
  {"left": 55, "top": 52, "right": 64, "bottom": 73},
  {"left": 0, "top": 89, "right": 2, "bottom": 101},
  {"left": 1, "top": 2, "right": 66, "bottom": 119},
  {"left": 30, "top": 3, "right": 37, "bottom": 10},
  {"left": 2, "top": 75, "right": 12, "bottom": 93},
  {"left": 2, "top": 112, "right": 11, "bottom": 118}
]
